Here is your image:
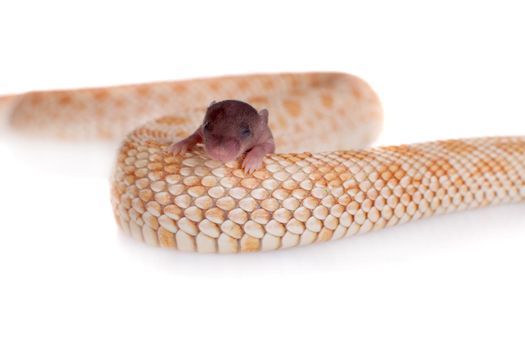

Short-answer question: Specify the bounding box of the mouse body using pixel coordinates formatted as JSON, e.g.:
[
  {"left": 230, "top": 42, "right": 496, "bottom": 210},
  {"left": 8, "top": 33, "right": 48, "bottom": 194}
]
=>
[{"left": 168, "top": 100, "right": 275, "bottom": 173}]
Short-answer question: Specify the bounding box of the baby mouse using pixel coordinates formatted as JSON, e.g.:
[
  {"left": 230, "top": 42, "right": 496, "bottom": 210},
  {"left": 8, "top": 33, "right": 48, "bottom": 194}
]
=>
[{"left": 168, "top": 100, "right": 275, "bottom": 174}]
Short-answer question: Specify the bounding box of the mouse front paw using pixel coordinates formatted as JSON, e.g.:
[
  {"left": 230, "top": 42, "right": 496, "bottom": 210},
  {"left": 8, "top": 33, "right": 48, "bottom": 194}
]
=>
[
  {"left": 242, "top": 153, "right": 264, "bottom": 174},
  {"left": 168, "top": 139, "right": 192, "bottom": 156}
]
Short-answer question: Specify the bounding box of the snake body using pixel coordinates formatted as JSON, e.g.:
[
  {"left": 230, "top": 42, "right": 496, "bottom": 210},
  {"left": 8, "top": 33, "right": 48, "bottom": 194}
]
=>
[{"left": 3, "top": 73, "right": 524, "bottom": 253}]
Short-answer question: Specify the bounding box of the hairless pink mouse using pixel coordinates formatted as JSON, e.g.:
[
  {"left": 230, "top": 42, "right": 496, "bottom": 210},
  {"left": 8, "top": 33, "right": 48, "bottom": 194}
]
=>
[{"left": 168, "top": 100, "right": 275, "bottom": 173}]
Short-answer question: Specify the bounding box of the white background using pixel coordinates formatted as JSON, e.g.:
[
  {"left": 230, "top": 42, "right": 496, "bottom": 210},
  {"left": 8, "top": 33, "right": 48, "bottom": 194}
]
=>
[{"left": 1, "top": 1, "right": 524, "bottom": 349}]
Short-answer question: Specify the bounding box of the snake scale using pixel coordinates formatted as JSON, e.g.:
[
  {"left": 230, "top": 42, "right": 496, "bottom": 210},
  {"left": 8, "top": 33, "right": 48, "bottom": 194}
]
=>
[{"left": 2, "top": 72, "right": 524, "bottom": 253}]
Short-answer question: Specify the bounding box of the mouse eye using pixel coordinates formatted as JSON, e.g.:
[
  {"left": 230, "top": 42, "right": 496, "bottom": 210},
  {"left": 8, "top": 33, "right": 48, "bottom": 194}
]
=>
[
  {"left": 204, "top": 122, "right": 212, "bottom": 132},
  {"left": 240, "top": 126, "right": 251, "bottom": 138}
]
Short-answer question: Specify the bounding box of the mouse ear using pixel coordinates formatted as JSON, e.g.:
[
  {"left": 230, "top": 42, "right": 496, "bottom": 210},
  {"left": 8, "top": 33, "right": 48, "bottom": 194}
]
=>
[{"left": 259, "top": 109, "right": 269, "bottom": 124}]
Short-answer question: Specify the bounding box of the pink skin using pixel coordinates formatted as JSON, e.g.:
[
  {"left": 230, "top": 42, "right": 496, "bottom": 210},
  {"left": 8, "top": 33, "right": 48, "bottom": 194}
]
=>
[
  {"left": 241, "top": 141, "right": 275, "bottom": 174},
  {"left": 168, "top": 129, "right": 203, "bottom": 155},
  {"left": 168, "top": 100, "right": 275, "bottom": 174}
]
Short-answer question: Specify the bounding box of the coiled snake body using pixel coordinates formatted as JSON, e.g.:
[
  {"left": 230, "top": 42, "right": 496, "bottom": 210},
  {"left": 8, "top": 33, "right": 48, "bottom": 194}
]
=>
[{"left": 2, "top": 73, "right": 524, "bottom": 253}]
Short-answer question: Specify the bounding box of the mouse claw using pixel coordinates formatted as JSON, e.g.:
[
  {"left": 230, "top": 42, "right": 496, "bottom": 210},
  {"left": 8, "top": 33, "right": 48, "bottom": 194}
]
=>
[
  {"left": 168, "top": 140, "right": 190, "bottom": 156},
  {"left": 242, "top": 154, "right": 263, "bottom": 174}
]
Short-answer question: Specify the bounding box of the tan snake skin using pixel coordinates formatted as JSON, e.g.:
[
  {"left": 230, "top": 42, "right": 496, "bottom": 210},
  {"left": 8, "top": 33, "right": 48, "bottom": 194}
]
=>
[{"left": 2, "top": 73, "right": 524, "bottom": 253}]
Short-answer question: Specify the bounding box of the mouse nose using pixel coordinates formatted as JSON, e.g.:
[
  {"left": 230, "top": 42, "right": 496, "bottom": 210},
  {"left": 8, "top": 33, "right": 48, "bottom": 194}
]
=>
[
  {"left": 214, "top": 147, "right": 231, "bottom": 161},
  {"left": 207, "top": 139, "right": 239, "bottom": 162}
]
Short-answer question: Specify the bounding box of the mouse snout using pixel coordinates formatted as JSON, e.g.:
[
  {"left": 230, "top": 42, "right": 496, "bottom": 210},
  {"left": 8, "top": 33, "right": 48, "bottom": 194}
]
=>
[{"left": 205, "top": 137, "right": 241, "bottom": 162}]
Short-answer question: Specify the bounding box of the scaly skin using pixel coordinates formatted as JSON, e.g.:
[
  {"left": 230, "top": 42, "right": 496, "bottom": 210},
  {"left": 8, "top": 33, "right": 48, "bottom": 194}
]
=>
[{"left": 3, "top": 73, "right": 524, "bottom": 252}]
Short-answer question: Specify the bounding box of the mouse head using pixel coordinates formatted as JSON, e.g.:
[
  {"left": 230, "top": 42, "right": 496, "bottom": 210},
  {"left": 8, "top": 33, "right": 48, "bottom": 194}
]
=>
[{"left": 202, "top": 100, "right": 269, "bottom": 162}]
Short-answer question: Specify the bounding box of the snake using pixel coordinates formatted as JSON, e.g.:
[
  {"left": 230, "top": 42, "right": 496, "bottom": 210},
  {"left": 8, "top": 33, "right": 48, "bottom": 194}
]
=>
[{"left": 1, "top": 72, "right": 524, "bottom": 253}]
